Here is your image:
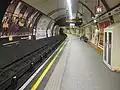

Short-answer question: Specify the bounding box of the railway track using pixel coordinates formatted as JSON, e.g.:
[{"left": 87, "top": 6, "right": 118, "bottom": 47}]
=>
[{"left": 0, "top": 35, "right": 66, "bottom": 90}]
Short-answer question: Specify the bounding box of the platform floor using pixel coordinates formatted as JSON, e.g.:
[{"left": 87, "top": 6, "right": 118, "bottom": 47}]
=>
[{"left": 44, "top": 35, "right": 120, "bottom": 90}]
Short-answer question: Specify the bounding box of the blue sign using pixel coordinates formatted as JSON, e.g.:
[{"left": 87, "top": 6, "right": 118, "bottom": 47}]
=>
[{"left": 75, "top": 22, "right": 82, "bottom": 26}]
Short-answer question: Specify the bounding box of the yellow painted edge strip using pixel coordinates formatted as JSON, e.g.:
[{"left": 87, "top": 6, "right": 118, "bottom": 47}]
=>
[
  {"left": 31, "top": 42, "right": 65, "bottom": 90},
  {"left": 89, "top": 42, "right": 103, "bottom": 55}
]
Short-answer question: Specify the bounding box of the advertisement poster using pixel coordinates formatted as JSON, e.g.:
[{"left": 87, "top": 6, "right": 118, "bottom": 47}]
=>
[
  {"left": 0, "top": 0, "right": 41, "bottom": 42},
  {"left": 36, "top": 15, "right": 51, "bottom": 40}
]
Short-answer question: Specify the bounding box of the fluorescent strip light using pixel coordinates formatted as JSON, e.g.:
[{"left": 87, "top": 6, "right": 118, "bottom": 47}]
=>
[{"left": 67, "top": 0, "right": 73, "bottom": 19}]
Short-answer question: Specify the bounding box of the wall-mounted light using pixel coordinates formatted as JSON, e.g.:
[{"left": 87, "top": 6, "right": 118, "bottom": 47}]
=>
[
  {"left": 92, "top": 17, "right": 95, "bottom": 19},
  {"left": 95, "top": 14, "right": 99, "bottom": 17},
  {"left": 94, "top": 19, "right": 97, "bottom": 23}
]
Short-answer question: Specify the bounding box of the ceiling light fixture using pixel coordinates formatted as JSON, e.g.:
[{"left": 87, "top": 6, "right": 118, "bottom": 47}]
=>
[
  {"left": 95, "top": 14, "right": 99, "bottom": 17},
  {"left": 92, "top": 17, "right": 95, "bottom": 19},
  {"left": 94, "top": 19, "right": 97, "bottom": 23},
  {"left": 67, "top": 0, "right": 73, "bottom": 19}
]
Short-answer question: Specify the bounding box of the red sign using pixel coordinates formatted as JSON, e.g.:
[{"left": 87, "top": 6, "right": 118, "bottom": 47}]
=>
[{"left": 99, "top": 20, "right": 111, "bottom": 29}]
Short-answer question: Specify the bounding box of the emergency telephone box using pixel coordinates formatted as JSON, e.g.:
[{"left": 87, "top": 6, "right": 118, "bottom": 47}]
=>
[{"left": 103, "top": 22, "right": 120, "bottom": 71}]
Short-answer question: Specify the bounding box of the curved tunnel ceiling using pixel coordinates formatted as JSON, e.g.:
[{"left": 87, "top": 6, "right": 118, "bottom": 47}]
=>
[
  {"left": 78, "top": 0, "right": 120, "bottom": 23},
  {"left": 2, "top": 0, "right": 119, "bottom": 25},
  {"left": 47, "top": 8, "right": 66, "bottom": 16},
  {"left": 22, "top": 0, "right": 67, "bottom": 20},
  {"left": 48, "top": 8, "right": 67, "bottom": 20},
  {"left": 22, "top": 0, "right": 120, "bottom": 24}
]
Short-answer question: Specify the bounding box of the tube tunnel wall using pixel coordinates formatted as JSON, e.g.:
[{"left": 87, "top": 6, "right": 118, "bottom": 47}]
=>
[
  {"left": 0, "top": 0, "right": 13, "bottom": 25},
  {"left": 0, "top": 0, "right": 67, "bottom": 90},
  {"left": 0, "top": 0, "right": 63, "bottom": 44}
]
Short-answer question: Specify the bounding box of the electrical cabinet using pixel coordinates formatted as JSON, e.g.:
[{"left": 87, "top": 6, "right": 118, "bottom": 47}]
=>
[{"left": 103, "top": 22, "right": 120, "bottom": 71}]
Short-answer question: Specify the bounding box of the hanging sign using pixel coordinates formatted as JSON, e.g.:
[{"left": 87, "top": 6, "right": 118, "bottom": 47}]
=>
[
  {"left": 66, "top": 19, "right": 76, "bottom": 22},
  {"left": 95, "top": 6, "right": 103, "bottom": 14}
]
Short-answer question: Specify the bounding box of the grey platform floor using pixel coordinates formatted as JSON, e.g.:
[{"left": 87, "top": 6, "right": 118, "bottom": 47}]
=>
[{"left": 44, "top": 35, "right": 120, "bottom": 90}]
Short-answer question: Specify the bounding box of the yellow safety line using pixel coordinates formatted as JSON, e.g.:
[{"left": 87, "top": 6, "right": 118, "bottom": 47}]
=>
[{"left": 31, "top": 42, "right": 65, "bottom": 90}]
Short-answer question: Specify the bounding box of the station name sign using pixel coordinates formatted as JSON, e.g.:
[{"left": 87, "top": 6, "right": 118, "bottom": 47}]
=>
[{"left": 66, "top": 19, "right": 76, "bottom": 23}]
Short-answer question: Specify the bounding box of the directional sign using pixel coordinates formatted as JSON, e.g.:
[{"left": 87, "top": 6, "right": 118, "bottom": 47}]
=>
[
  {"left": 66, "top": 19, "right": 76, "bottom": 22},
  {"left": 95, "top": 6, "right": 103, "bottom": 14},
  {"left": 66, "top": 18, "right": 82, "bottom": 23},
  {"left": 75, "top": 22, "right": 82, "bottom": 26}
]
